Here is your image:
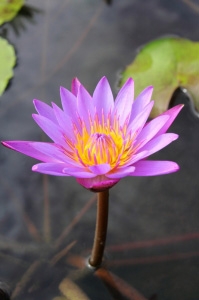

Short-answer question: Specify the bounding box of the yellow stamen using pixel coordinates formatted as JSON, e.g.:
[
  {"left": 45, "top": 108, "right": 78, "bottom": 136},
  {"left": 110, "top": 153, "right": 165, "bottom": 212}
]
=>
[{"left": 64, "top": 113, "right": 136, "bottom": 169}]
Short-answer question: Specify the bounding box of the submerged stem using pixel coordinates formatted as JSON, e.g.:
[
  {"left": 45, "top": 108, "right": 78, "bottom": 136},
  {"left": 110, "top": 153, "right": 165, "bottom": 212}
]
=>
[{"left": 89, "top": 189, "right": 109, "bottom": 268}]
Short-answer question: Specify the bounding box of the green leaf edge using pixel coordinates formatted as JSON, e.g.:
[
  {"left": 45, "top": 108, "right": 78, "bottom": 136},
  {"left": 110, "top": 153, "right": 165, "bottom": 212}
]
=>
[
  {"left": 0, "top": 37, "right": 16, "bottom": 96},
  {"left": 120, "top": 36, "right": 199, "bottom": 118},
  {"left": 0, "top": 0, "right": 24, "bottom": 26}
]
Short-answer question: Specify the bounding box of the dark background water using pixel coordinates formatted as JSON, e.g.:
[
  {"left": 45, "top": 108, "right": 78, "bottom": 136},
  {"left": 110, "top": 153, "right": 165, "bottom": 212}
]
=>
[{"left": 0, "top": 0, "right": 199, "bottom": 299}]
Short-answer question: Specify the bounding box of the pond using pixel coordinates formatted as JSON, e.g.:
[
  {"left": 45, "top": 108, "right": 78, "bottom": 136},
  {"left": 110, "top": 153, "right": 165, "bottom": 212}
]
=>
[{"left": 0, "top": 0, "right": 199, "bottom": 299}]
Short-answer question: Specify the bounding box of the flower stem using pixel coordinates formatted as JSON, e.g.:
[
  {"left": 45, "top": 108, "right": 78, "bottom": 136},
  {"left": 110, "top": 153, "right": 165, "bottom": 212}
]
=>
[{"left": 89, "top": 189, "right": 109, "bottom": 268}]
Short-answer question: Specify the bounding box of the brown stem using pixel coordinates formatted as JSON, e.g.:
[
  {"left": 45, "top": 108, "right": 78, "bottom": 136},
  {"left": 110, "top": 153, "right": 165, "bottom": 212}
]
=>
[{"left": 89, "top": 189, "right": 109, "bottom": 268}]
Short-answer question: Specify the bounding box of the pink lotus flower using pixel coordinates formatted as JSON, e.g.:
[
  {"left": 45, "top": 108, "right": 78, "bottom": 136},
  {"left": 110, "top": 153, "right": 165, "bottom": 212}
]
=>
[{"left": 2, "top": 77, "right": 183, "bottom": 191}]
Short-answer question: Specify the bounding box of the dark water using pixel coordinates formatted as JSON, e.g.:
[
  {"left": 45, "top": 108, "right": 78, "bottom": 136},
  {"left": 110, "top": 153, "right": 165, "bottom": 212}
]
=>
[{"left": 0, "top": 0, "right": 199, "bottom": 299}]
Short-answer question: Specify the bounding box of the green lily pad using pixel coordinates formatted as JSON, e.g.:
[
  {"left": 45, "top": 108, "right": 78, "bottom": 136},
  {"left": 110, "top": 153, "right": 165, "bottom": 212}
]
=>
[
  {"left": 0, "top": 0, "right": 24, "bottom": 26},
  {"left": 120, "top": 37, "right": 199, "bottom": 118},
  {"left": 0, "top": 37, "right": 16, "bottom": 96}
]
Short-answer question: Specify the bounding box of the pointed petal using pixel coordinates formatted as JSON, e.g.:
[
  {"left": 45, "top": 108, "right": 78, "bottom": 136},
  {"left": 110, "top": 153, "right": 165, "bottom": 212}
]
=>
[
  {"left": 135, "top": 115, "right": 169, "bottom": 149},
  {"left": 32, "top": 114, "right": 66, "bottom": 147},
  {"left": 51, "top": 103, "right": 75, "bottom": 141},
  {"left": 32, "top": 162, "right": 68, "bottom": 176},
  {"left": 89, "top": 163, "right": 111, "bottom": 175},
  {"left": 136, "top": 133, "right": 179, "bottom": 160},
  {"left": 131, "top": 160, "right": 179, "bottom": 176},
  {"left": 33, "top": 99, "right": 57, "bottom": 123},
  {"left": 128, "top": 101, "right": 154, "bottom": 136},
  {"left": 77, "top": 84, "right": 94, "bottom": 128},
  {"left": 71, "top": 77, "right": 81, "bottom": 96},
  {"left": 77, "top": 83, "right": 93, "bottom": 107},
  {"left": 32, "top": 142, "right": 78, "bottom": 166},
  {"left": 156, "top": 104, "right": 184, "bottom": 135},
  {"left": 1, "top": 141, "right": 58, "bottom": 163},
  {"left": 93, "top": 77, "right": 114, "bottom": 120},
  {"left": 107, "top": 166, "right": 135, "bottom": 178},
  {"left": 63, "top": 167, "right": 96, "bottom": 178},
  {"left": 120, "top": 150, "right": 148, "bottom": 166},
  {"left": 60, "top": 86, "right": 78, "bottom": 118},
  {"left": 129, "top": 86, "right": 153, "bottom": 123},
  {"left": 114, "top": 78, "right": 134, "bottom": 125}
]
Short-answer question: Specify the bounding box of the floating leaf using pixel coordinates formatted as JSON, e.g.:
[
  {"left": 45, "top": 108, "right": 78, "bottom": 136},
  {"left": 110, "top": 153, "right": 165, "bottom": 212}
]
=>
[
  {"left": 0, "top": 0, "right": 24, "bottom": 26},
  {"left": 0, "top": 37, "right": 16, "bottom": 96},
  {"left": 120, "top": 37, "right": 199, "bottom": 118}
]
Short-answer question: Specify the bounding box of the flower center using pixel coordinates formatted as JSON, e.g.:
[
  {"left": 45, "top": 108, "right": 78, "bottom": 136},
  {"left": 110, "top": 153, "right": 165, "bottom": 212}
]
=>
[
  {"left": 64, "top": 113, "right": 136, "bottom": 169},
  {"left": 83, "top": 133, "right": 119, "bottom": 166}
]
